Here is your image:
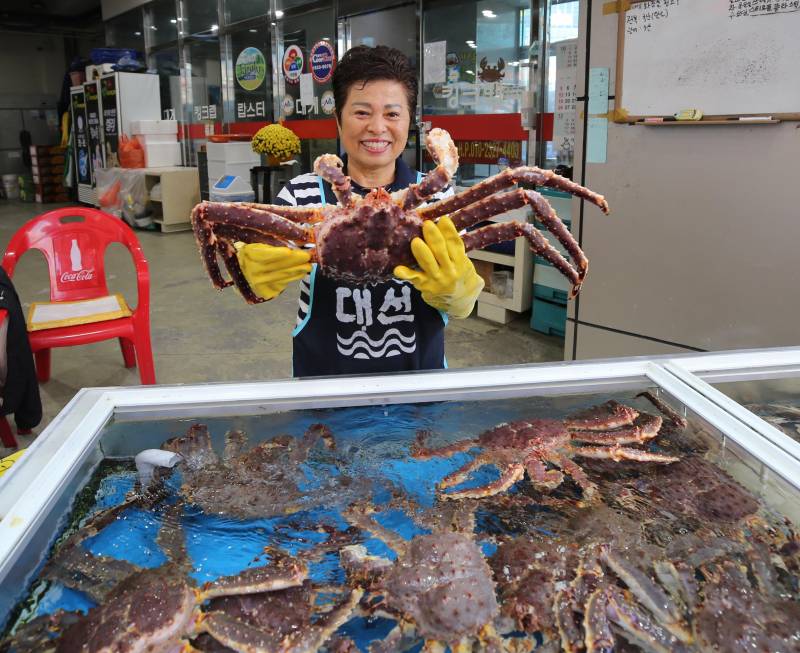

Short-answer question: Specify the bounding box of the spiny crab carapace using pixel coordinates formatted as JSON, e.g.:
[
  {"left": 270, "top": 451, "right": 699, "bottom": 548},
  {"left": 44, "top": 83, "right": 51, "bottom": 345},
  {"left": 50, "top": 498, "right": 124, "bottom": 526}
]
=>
[{"left": 191, "top": 128, "right": 609, "bottom": 303}]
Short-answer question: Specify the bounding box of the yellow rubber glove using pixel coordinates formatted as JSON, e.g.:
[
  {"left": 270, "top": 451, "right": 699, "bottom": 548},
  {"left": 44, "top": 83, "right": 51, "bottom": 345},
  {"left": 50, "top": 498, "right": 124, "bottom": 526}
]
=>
[
  {"left": 235, "top": 243, "right": 312, "bottom": 301},
  {"left": 394, "top": 216, "right": 484, "bottom": 319}
]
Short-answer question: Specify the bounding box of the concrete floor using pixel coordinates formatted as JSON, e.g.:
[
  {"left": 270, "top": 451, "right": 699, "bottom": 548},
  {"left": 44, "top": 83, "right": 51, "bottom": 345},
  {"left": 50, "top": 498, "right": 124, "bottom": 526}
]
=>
[{"left": 1, "top": 199, "right": 563, "bottom": 453}]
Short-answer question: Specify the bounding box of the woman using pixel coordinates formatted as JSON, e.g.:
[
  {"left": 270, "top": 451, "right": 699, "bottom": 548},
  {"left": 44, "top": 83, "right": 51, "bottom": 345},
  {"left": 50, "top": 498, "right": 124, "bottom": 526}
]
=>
[{"left": 237, "top": 45, "right": 483, "bottom": 377}]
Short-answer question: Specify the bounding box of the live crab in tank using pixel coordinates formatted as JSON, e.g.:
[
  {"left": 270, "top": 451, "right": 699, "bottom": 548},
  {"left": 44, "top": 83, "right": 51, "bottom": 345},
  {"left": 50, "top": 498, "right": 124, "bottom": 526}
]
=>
[
  {"left": 412, "top": 397, "right": 679, "bottom": 502},
  {"left": 191, "top": 127, "right": 609, "bottom": 303}
]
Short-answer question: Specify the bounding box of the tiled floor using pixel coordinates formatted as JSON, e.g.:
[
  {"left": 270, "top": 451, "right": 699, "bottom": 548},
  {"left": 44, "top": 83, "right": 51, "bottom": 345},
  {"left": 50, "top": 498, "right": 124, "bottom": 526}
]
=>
[{"left": 0, "top": 200, "right": 563, "bottom": 453}]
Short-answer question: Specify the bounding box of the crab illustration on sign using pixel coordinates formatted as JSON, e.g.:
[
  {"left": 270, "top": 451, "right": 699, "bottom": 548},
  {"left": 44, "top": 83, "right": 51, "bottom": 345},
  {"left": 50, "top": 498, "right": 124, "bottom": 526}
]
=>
[
  {"left": 478, "top": 57, "right": 505, "bottom": 83},
  {"left": 283, "top": 44, "right": 304, "bottom": 84},
  {"left": 310, "top": 40, "right": 336, "bottom": 83}
]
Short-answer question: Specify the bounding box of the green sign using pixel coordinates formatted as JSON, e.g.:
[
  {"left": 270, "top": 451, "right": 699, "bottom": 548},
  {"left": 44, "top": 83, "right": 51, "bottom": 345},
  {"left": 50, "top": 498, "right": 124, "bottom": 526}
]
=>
[{"left": 235, "top": 47, "right": 267, "bottom": 91}]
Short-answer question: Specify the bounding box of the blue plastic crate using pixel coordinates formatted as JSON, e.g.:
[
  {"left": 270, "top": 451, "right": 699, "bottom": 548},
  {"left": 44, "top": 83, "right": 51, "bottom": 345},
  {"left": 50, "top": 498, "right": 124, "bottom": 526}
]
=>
[
  {"left": 533, "top": 283, "right": 568, "bottom": 306},
  {"left": 531, "top": 297, "right": 567, "bottom": 338}
]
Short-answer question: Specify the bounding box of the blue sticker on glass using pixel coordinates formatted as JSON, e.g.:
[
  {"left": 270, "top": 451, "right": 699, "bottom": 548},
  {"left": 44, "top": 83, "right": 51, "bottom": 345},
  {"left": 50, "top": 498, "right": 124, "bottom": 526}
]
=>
[{"left": 310, "top": 40, "right": 336, "bottom": 84}]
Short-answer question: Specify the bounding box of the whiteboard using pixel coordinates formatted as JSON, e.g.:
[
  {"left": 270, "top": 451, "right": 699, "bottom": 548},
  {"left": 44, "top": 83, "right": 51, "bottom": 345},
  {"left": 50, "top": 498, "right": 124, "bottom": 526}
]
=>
[{"left": 617, "top": 0, "right": 800, "bottom": 119}]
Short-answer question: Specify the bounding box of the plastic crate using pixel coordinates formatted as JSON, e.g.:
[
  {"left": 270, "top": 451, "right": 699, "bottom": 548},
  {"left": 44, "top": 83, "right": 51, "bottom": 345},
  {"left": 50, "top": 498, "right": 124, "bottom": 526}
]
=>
[
  {"left": 531, "top": 297, "right": 567, "bottom": 338},
  {"left": 533, "top": 283, "right": 569, "bottom": 305}
]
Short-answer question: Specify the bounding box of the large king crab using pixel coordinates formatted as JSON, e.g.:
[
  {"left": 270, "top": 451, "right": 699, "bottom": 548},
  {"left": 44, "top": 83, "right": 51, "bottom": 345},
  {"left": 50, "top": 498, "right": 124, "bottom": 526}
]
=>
[
  {"left": 48, "top": 549, "right": 362, "bottom": 653},
  {"left": 191, "top": 127, "right": 609, "bottom": 303},
  {"left": 338, "top": 498, "right": 506, "bottom": 652},
  {"left": 159, "top": 423, "right": 352, "bottom": 519},
  {"left": 412, "top": 397, "right": 679, "bottom": 502}
]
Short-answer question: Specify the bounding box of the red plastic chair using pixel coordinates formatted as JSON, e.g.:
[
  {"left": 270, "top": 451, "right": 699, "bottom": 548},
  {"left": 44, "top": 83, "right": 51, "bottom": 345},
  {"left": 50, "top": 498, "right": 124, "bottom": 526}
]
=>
[{"left": 1, "top": 207, "right": 155, "bottom": 385}]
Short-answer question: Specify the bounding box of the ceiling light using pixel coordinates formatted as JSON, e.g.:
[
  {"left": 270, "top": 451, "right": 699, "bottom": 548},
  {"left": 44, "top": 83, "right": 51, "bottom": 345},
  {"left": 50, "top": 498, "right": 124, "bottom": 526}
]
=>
[
  {"left": 211, "top": 24, "right": 218, "bottom": 31},
  {"left": 134, "top": 31, "right": 141, "bottom": 36},
  {"left": 482, "top": 9, "right": 496, "bottom": 17},
  {"left": 271, "top": 21, "right": 276, "bottom": 26},
  {"left": 275, "top": 9, "right": 284, "bottom": 18},
  {"left": 170, "top": 19, "right": 177, "bottom": 23},
  {"left": 465, "top": 70, "right": 474, "bottom": 75},
  {"left": 150, "top": 25, "right": 157, "bottom": 30},
  {"left": 508, "top": 61, "right": 519, "bottom": 66}
]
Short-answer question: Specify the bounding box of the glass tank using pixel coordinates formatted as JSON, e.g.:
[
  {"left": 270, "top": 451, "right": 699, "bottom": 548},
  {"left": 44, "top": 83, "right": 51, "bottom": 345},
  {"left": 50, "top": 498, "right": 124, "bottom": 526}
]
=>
[{"left": 1, "top": 361, "right": 798, "bottom": 651}]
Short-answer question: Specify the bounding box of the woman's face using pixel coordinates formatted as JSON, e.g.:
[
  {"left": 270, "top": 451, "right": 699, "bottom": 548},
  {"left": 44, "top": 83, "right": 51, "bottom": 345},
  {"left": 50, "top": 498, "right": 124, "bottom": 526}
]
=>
[{"left": 336, "top": 79, "right": 411, "bottom": 176}]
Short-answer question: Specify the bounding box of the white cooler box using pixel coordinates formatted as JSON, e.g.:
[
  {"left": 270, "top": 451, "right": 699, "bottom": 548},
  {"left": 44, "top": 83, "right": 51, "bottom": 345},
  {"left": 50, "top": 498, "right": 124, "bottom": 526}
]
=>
[
  {"left": 206, "top": 142, "right": 259, "bottom": 192},
  {"left": 144, "top": 142, "right": 182, "bottom": 167}
]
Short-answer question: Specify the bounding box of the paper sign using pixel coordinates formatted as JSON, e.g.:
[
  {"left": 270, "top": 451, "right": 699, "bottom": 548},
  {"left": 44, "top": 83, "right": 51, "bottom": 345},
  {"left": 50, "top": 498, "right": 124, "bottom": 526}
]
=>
[
  {"left": 299, "top": 73, "right": 315, "bottom": 107},
  {"left": 588, "top": 67, "right": 610, "bottom": 115},
  {"left": 424, "top": 41, "right": 447, "bottom": 84},
  {"left": 586, "top": 117, "right": 608, "bottom": 163}
]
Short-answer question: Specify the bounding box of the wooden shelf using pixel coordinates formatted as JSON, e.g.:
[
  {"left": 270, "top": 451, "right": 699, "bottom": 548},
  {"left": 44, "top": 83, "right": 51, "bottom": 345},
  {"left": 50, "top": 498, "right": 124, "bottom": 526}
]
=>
[
  {"left": 468, "top": 250, "right": 516, "bottom": 266},
  {"left": 638, "top": 119, "right": 780, "bottom": 126}
]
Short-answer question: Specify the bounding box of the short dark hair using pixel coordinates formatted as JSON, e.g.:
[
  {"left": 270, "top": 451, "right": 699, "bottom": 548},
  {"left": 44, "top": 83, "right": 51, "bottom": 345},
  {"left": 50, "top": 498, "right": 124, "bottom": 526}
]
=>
[{"left": 332, "top": 45, "right": 417, "bottom": 121}]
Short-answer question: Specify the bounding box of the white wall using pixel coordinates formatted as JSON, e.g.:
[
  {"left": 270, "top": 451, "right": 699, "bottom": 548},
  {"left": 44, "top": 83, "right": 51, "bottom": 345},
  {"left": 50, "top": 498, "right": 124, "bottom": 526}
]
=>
[{"left": 567, "top": 0, "right": 800, "bottom": 359}]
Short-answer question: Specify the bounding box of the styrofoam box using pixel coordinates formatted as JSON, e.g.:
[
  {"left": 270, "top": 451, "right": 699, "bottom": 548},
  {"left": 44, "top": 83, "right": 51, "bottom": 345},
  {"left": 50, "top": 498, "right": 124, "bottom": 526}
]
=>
[
  {"left": 207, "top": 141, "right": 260, "bottom": 164},
  {"left": 144, "top": 142, "right": 182, "bottom": 167},
  {"left": 136, "top": 133, "right": 178, "bottom": 146},
  {"left": 131, "top": 120, "right": 178, "bottom": 135}
]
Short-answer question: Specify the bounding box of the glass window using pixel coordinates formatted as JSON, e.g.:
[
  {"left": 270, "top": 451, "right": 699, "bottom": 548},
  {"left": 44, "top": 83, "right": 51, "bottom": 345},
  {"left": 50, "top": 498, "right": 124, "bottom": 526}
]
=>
[
  {"left": 147, "top": 0, "right": 181, "bottom": 46},
  {"left": 225, "top": 0, "right": 268, "bottom": 26},
  {"left": 422, "top": 0, "right": 532, "bottom": 185},
  {"left": 185, "top": 0, "right": 219, "bottom": 35},
  {"left": 105, "top": 8, "right": 146, "bottom": 51},
  {"left": 545, "top": 0, "right": 580, "bottom": 170},
  {"left": 277, "top": 8, "right": 336, "bottom": 174},
  {"left": 150, "top": 48, "right": 181, "bottom": 121},
  {"left": 230, "top": 25, "right": 273, "bottom": 124},
  {"left": 185, "top": 37, "right": 223, "bottom": 165}
]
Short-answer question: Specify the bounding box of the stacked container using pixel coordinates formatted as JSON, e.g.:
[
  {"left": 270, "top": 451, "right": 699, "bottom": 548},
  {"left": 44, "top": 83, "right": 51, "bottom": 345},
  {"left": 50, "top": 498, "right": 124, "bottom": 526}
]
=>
[
  {"left": 206, "top": 142, "right": 259, "bottom": 191},
  {"left": 1, "top": 175, "right": 19, "bottom": 200},
  {"left": 30, "top": 146, "right": 69, "bottom": 203},
  {"left": 130, "top": 120, "right": 181, "bottom": 168}
]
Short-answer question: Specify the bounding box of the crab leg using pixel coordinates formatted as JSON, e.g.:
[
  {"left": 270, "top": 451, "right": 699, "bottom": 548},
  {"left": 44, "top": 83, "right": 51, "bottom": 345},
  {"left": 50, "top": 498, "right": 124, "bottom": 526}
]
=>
[
  {"left": 462, "top": 221, "right": 582, "bottom": 295},
  {"left": 399, "top": 128, "right": 460, "bottom": 210},
  {"left": 196, "top": 560, "right": 308, "bottom": 601},
  {"left": 418, "top": 166, "right": 609, "bottom": 220},
  {"left": 342, "top": 503, "right": 410, "bottom": 555},
  {"left": 604, "top": 587, "right": 693, "bottom": 653},
  {"left": 314, "top": 154, "right": 355, "bottom": 207},
  {"left": 569, "top": 414, "right": 663, "bottom": 445},
  {"left": 201, "top": 588, "right": 363, "bottom": 653},
  {"left": 441, "top": 460, "right": 526, "bottom": 501},
  {"left": 568, "top": 445, "right": 679, "bottom": 464},
  {"left": 523, "top": 454, "right": 564, "bottom": 491},
  {"left": 410, "top": 430, "right": 478, "bottom": 460},
  {"left": 636, "top": 391, "right": 689, "bottom": 431},
  {"left": 192, "top": 201, "right": 313, "bottom": 302},
  {"left": 450, "top": 188, "right": 588, "bottom": 281},
  {"left": 545, "top": 452, "right": 598, "bottom": 500},
  {"left": 239, "top": 202, "right": 323, "bottom": 223}
]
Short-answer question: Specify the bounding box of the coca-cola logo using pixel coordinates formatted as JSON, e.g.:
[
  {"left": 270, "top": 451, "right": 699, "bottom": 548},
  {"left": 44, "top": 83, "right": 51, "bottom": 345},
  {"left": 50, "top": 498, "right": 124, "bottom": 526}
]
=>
[{"left": 60, "top": 269, "right": 95, "bottom": 283}]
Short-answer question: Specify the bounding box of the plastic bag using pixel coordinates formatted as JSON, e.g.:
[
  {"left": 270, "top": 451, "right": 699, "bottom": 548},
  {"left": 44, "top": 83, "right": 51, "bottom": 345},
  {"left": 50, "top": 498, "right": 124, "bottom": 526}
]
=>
[
  {"left": 119, "top": 170, "right": 155, "bottom": 230},
  {"left": 118, "top": 134, "right": 145, "bottom": 168},
  {"left": 96, "top": 168, "right": 123, "bottom": 211}
]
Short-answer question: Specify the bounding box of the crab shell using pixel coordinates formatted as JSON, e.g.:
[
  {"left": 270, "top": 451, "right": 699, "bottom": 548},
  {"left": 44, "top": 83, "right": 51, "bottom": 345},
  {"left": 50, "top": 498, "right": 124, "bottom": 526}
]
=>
[{"left": 312, "top": 187, "right": 423, "bottom": 284}]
